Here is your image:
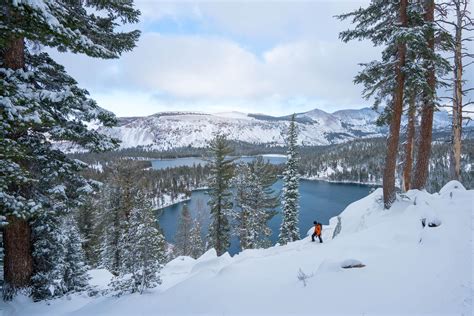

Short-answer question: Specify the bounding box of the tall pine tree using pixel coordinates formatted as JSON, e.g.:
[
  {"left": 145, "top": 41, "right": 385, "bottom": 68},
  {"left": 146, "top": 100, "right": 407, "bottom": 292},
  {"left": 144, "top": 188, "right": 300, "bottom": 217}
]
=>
[
  {"left": 109, "top": 190, "right": 165, "bottom": 296},
  {"left": 0, "top": 0, "right": 140, "bottom": 299},
  {"left": 279, "top": 115, "right": 300, "bottom": 245},
  {"left": 235, "top": 158, "right": 278, "bottom": 250},
  {"left": 206, "top": 134, "right": 235, "bottom": 256},
  {"left": 62, "top": 216, "right": 89, "bottom": 294},
  {"left": 188, "top": 218, "right": 205, "bottom": 259},
  {"left": 338, "top": 0, "right": 450, "bottom": 204}
]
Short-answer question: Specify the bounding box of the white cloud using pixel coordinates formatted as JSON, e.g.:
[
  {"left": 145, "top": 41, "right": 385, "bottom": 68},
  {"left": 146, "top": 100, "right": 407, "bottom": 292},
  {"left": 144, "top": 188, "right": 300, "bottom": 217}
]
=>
[
  {"left": 47, "top": 1, "right": 389, "bottom": 116},
  {"left": 121, "top": 33, "right": 268, "bottom": 98},
  {"left": 117, "top": 33, "right": 379, "bottom": 101}
]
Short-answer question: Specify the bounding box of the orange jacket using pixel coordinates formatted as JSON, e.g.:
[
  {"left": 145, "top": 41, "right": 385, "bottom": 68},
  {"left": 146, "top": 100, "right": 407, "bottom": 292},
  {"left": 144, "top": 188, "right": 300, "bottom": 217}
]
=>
[{"left": 314, "top": 224, "right": 322, "bottom": 236}]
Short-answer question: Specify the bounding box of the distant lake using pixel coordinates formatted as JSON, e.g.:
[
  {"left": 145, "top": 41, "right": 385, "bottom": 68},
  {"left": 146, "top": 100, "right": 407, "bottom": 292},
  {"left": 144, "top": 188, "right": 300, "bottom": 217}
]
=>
[
  {"left": 158, "top": 179, "right": 374, "bottom": 256},
  {"left": 151, "top": 155, "right": 287, "bottom": 170}
]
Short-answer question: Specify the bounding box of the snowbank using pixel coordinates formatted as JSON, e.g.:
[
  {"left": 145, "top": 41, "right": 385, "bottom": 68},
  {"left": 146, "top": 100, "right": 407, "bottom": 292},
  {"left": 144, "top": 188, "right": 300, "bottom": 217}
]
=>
[{"left": 6, "top": 181, "right": 473, "bottom": 315}]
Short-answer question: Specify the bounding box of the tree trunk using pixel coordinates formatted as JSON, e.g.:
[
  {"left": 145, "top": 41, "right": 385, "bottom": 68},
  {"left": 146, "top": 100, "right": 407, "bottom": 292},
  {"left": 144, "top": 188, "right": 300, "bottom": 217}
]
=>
[
  {"left": 2, "top": 36, "right": 33, "bottom": 300},
  {"left": 3, "top": 216, "right": 33, "bottom": 300},
  {"left": 3, "top": 36, "right": 25, "bottom": 69},
  {"left": 413, "top": 0, "right": 436, "bottom": 190},
  {"left": 383, "top": 0, "right": 408, "bottom": 209},
  {"left": 450, "top": 2, "right": 463, "bottom": 181},
  {"left": 402, "top": 92, "right": 416, "bottom": 192}
]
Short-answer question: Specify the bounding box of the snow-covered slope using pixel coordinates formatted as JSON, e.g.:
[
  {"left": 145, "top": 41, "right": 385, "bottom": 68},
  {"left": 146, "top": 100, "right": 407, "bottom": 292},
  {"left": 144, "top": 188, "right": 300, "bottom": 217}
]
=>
[
  {"left": 8, "top": 181, "right": 472, "bottom": 315},
  {"left": 87, "top": 108, "right": 451, "bottom": 151}
]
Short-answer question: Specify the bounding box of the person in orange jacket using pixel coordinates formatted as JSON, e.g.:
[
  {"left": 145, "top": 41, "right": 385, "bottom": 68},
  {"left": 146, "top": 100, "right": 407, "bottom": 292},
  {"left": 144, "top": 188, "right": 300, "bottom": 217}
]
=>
[{"left": 311, "top": 221, "right": 323, "bottom": 243}]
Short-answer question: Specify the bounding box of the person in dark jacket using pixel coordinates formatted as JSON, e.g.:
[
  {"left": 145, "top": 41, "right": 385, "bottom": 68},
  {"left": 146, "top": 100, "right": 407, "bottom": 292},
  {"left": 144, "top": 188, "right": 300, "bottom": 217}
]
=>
[{"left": 311, "top": 221, "right": 323, "bottom": 243}]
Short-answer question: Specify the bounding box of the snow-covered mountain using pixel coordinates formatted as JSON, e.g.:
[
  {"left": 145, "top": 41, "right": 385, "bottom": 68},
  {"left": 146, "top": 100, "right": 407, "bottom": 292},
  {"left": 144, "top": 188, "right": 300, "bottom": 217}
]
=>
[{"left": 95, "top": 107, "right": 451, "bottom": 150}]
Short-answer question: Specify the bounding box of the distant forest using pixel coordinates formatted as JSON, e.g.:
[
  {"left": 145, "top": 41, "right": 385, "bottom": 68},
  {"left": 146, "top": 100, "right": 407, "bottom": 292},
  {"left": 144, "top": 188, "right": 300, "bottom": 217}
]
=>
[{"left": 71, "top": 136, "right": 473, "bottom": 200}]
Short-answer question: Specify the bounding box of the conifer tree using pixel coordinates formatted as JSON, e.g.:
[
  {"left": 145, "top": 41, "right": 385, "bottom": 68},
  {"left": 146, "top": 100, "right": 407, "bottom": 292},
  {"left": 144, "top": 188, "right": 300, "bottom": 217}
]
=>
[
  {"left": 99, "top": 185, "right": 127, "bottom": 276},
  {"left": 173, "top": 204, "right": 193, "bottom": 257},
  {"left": 235, "top": 158, "right": 278, "bottom": 250},
  {"left": 413, "top": 0, "right": 438, "bottom": 190},
  {"left": 402, "top": 89, "right": 417, "bottom": 192},
  {"left": 30, "top": 211, "right": 67, "bottom": 301},
  {"left": 99, "top": 161, "right": 142, "bottom": 275},
  {"left": 31, "top": 213, "right": 89, "bottom": 301},
  {"left": 110, "top": 191, "right": 165, "bottom": 296},
  {"left": 279, "top": 115, "right": 300, "bottom": 245},
  {"left": 338, "top": 0, "right": 450, "bottom": 204},
  {"left": 75, "top": 193, "right": 101, "bottom": 266},
  {"left": 206, "top": 134, "right": 235, "bottom": 256},
  {"left": 188, "top": 219, "right": 205, "bottom": 259},
  {"left": 188, "top": 200, "right": 206, "bottom": 259},
  {"left": 234, "top": 163, "right": 253, "bottom": 250},
  {"left": 62, "top": 216, "right": 89, "bottom": 294},
  {"left": 0, "top": 0, "right": 140, "bottom": 298}
]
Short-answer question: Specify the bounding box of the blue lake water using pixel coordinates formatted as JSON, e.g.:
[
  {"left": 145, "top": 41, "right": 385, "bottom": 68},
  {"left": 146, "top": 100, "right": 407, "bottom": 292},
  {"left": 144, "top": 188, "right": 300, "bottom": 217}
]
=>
[
  {"left": 158, "top": 179, "right": 374, "bottom": 256},
  {"left": 151, "top": 155, "right": 287, "bottom": 170}
]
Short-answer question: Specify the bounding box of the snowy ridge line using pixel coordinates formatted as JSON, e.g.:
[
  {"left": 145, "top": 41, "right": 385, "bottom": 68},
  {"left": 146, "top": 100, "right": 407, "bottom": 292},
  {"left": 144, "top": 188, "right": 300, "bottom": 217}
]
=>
[{"left": 55, "top": 107, "right": 453, "bottom": 152}]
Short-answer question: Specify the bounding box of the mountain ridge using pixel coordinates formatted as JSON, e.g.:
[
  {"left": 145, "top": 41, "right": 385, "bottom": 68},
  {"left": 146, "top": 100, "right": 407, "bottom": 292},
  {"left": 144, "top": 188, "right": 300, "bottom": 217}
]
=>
[{"left": 85, "top": 107, "right": 452, "bottom": 151}]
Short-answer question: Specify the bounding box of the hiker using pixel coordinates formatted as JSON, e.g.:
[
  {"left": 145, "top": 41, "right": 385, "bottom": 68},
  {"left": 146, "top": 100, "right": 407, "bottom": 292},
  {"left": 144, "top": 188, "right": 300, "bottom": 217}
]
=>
[{"left": 311, "top": 221, "right": 323, "bottom": 243}]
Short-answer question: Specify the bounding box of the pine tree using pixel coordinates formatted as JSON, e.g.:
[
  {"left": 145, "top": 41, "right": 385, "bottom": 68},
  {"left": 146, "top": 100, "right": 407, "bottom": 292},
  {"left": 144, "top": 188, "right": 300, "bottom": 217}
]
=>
[
  {"left": 75, "top": 193, "right": 101, "bottom": 266},
  {"left": 206, "top": 134, "right": 235, "bottom": 256},
  {"left": 234, "top": 163, "right": 253, "bottom": 250},
  {"left": 338, "top": 0, "right": 450, "bottom": 205},
  {"left": 188, "top": 219, "right": 205, "bottom": 259},
  {"left": 235, "top": 158, "right": 278, "bottom": 250},
  {"left": 413, "top": 0, "right": 437, "bottom": 190},
  {"left": 338, "top": 1, "right": 409, "bottom": 208},
  {"left": 62, "top": 216, "right": 89, "bottom": 294},
  {"left": 110, "top": 191, "right": 165, "bottom": 296},
  {"left": 99, "top": 161, "right": 141, "bottom": 275},
  {"left": 0, "top": 0, "right": 140, "bottom": 298},
  {"left": 279, "top": 115, "right": 300, "bottom": 245},
  {"left": 31, "top": 213, "right": 90, "bottom": 301},
  {"left": 402, "top": 91, "right": 417, "bottom": 192},
  {"left": 173, "top": 204, "right": 193, "bottom": 257},
  {"left": 99, "top": 185, "right": 127, "bottom": 276},
  {"left": 30, "top": 211, "right": 67, "bottom": 301}
]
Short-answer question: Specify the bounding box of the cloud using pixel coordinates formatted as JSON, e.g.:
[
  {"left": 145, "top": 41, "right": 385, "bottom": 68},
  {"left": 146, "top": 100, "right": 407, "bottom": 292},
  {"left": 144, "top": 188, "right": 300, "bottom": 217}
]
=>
[
  {"left": 46, "top": 1, "right": 389, "bottom": 116},
  {"left": 117, "top": 33, "right": 378, "bottom": 102}
]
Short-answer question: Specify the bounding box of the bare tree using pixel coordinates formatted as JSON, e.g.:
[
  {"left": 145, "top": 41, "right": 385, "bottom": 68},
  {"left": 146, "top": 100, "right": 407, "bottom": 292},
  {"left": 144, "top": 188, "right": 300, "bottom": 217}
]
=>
[{"left": 437, "top": 0, "right": 474, "bottom": 181}]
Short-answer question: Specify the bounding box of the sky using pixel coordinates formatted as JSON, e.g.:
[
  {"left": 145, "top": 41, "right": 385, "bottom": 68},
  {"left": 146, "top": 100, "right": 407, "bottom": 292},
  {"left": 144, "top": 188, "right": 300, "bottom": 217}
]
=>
[{"left": 47, "top": 0, "right": 463, "bottom": 118}]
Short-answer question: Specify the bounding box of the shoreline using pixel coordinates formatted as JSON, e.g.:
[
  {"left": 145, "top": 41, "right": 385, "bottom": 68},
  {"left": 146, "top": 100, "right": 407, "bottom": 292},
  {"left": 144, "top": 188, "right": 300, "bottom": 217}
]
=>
[
  {"left": 300, "top": 176, "right": 381, "bottom": 187},
  {"left": 155, "top": 186, "right": 209, "bottom": 211},
  {"left": 156, "top": 178, "right": 379, "bottom": 212}
]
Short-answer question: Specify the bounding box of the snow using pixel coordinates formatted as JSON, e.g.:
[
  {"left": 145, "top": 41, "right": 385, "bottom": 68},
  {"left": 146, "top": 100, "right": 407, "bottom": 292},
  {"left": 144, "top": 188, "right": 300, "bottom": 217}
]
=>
[
  {"left": 260, "top": 154, "right": 287, "bottom": 158},
  {"left": 213, "top": 111, "right": 251, "bottom": 119},
  {"left": 5, "top": 181, "right": 472, "bottom": 315},
  {"left": 56, "top": 107, "right": 455, "bottom": 153},
  {"left": 87, "top": 269, "right": 113, "bottom": 291},
  {"left": 152, "top": 193, "right": 190, "bottom": 209}
]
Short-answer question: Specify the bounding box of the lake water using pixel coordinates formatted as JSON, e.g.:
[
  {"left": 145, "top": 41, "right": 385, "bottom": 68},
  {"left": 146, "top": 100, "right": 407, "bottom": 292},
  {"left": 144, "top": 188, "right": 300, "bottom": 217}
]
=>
[
  {"left": 158, "top": 179, "right": 374, "bottom": 256},
  {"left": 151, "top": 155, "right": 287, "bottom": 170}
]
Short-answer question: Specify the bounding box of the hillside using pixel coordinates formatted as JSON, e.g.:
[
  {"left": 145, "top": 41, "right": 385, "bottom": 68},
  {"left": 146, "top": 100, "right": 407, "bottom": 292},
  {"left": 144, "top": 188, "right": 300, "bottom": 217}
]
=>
[
  {"left": 60, "top": 107, "right": 452, "bottom": 151},
  {"left": 6, "top": 181, "right": 472, "bottom": 316}
]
